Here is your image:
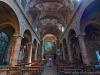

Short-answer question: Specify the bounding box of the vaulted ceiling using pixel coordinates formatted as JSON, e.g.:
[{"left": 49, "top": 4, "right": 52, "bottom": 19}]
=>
[
  {"left": 35, "top": 0, "right": 72, "bottom": 39},
  {"left": 20, "top": 0, "right": 73, "bottom": 40}
]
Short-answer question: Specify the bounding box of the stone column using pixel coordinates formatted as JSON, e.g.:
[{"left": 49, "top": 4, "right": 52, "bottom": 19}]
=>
[
  {"left": 78, "top": 34, "right": 90, "bottom": 65},
  {"left": 6, "top": 36, "right": 15, "bottom": 64},
  {"left": 27, "top": 43, "right": 33, "bottom": 64},
  {"left": 40, "top": 41, "right": 43, "bottom": 60},
  {"left": 67, "top": 44, "right": 73, "bottom": 64},
  {"left": 37, "top": 44, "right": 41, "bottom": 60},
  {"left": 10, "top": 34, "right": 22, "bottom": 66},
  {"left": 59, "top": 43, "right": 63, "bottom": 60},
  {"left": 34, "top": 44, "right": 38, "bottom": 61},
  {"left": 62, "top": 45, "right": 66, "bottom": 60}
]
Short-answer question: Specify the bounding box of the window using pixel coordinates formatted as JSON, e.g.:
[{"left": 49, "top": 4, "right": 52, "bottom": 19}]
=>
[
  {"left": 0, "top": 32, "right": 9, "bottom": 65},
  {"left": 96, "top": 51, "right": 100, "bottom": 63}
]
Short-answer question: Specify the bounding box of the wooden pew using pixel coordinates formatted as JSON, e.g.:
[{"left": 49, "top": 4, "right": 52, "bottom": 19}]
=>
[{"left": 0, "top": 69, "right": 9, "bottom": 72}]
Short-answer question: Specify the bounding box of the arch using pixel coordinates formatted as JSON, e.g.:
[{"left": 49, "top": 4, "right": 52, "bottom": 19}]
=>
[
  {"left": 68, "top": 29, "right": 76, "bottom": 42},
  {"left": 42, "top": 34, "right": 57, "bottom": 60},
  {"left": 84, "top": 23, "right": 100, "bottom": 65},
  {"left": 84, "top": 23, "right": 99, "bottom": 37},
  {"left": 68, "top": 29, "right": 83, "bottom": 65},
  {"left": 33, "top": 39, "right": 37, "bottom": 46},
  {"left": 0, "top": 1, "right": 20, "bottom": 34},
  {"left": 20, "top": 30, "right": 32, "bottom": 47},
  {"left": 63, "top": 38, "right": 67, "bottom": 46},
  {"left": 80, "top": 0, "right": 100, "bottom": 65},
  {"left": 43, "top": 34, "right": 57, "bottom": 42},
  {"left": 0, "top": 1, "right": 20, "bottom": 65},
  {"left": 18, "top": 30, "right": 32, "bottom": 63},
  {"left": 23, "top": 30, "right": 32, "bottom": 42},
  {"left": 80, "top": 0, "right": 100, "bottom": 33}
]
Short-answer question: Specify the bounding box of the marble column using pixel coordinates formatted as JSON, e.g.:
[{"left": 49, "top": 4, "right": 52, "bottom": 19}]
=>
[
  {"left": 27, "top": 43, "right": 33, "bottom": 64},
  {"left": 78, "top": 34, "right": 90, "bottom": 65},
  {"left": 10, "top": 34, "right": 22, "bottom": 66}
]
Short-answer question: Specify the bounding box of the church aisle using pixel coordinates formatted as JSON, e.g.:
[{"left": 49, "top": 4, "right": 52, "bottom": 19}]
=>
[{"left": 41, "top": 62, "right": 58, "bottom": 75}]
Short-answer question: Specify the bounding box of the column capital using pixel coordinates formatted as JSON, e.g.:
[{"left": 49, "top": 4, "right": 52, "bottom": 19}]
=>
[
  {"left": 13, "top": 34, "right": 23, "bottom": 38},
  {"left": 26, "top": 42, "right": 33, "bottom": 46},
  {"left": 77, "top": 32, "right": 86, "bottom": 38}
]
